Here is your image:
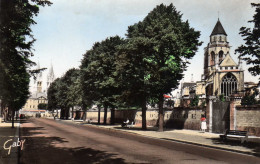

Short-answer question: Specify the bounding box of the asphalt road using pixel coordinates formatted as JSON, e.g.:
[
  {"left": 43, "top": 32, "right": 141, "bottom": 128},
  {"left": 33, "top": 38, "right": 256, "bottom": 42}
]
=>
[{"left": 19, "top": 118, "right": 260, "bottom": 164}]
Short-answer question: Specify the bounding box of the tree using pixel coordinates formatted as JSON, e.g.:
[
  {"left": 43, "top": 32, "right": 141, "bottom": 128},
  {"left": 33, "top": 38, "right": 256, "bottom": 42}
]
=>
[
  {"left": 235, "top": 3, "right": 260, "bottom": 79},
  {"left": 49, "top": 68, "right": 82, "bottom": 119},
  {"left": 47, "top": 78, "right": 60, "bottom": 112},
  {"left": 81, "top": 36, "right": 125, "bottom": 124},
  {"left": 241, "top": 88, "right": 259, "bottom": 105},
  {"left": 116, "top": 37, "right": 153, "bottom": 129},
  {"left": 120, "top": 4, "right": 202, "bottom": 131},
  {"left": 38, "top": 103, "right": 47, "bottom": 110},
  {"left": 190, "top": 95, "right": 199, "bottom": 107},
  {"left": 0, "top": 0, "right": 52, "bottom": 127}
]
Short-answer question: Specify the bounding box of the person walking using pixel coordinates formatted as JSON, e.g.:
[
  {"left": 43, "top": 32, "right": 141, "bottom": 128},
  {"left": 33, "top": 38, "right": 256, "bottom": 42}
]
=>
[{"left": 201, "top": 115, "right": 207, "bottom": 133}]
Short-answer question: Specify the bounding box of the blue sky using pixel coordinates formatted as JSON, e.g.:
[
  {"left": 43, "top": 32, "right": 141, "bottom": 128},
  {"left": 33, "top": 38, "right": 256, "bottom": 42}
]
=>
[{"left": 30, "top": 0, "right": 259, "bottom": 91}]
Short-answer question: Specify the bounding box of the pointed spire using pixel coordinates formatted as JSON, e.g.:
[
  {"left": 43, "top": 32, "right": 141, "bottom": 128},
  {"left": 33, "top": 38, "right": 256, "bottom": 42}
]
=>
[{"left": 210, "top": 19, "right": 227, "bottom": 36}]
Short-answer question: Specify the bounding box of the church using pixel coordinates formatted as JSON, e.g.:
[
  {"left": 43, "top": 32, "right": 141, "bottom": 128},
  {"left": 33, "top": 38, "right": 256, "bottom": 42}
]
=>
[
  {"left": 203, "top": 19, "right": 244, "bottom": 98},
  {"left": 180, "top": 19, "right": 245, "bottom": 105},
  {"left": 21, "top": 63, "right": 55, "bottom": 111}
]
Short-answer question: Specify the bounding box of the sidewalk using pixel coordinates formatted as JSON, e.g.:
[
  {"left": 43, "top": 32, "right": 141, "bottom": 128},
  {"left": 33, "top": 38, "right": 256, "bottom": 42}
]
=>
[
  {"left": 0, "top": 121, "right": 20, "bottom": 164},
  {"left": 51, "top": 117, "right": 260, "bottom": 156}
]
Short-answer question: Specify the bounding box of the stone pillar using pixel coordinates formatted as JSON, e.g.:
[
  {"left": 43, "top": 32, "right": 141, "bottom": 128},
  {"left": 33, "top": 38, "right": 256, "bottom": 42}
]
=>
[
  {"left": 229, "top": 96, "right": 242, "bottom": 130},
  {"left": 208, "top": 96, "right": 216, "bottom": 133}
]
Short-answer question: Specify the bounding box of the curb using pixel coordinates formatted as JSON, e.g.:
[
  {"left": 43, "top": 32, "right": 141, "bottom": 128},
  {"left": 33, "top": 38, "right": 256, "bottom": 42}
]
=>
[{"left": 49, "top": 118, "right": 260, "bottom": 157}]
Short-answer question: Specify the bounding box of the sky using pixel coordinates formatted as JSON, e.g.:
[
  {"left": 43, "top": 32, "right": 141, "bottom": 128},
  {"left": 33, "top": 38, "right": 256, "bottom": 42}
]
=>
[{"left": 30, "top": 0, "right": 259, "bottom": 92}]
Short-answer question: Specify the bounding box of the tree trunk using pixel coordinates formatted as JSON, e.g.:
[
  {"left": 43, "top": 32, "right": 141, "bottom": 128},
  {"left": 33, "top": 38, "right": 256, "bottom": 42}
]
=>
[
  {"left": 110, "top": 107, "right": 115, "bottom": 125},
  {"left": 158, "top": 94, "right": 164, "bottom": 132},
  {"left": 3, "top": 107, "right": 7, "bottom": 122},
  {"left": 82, "top": 103, "right": 87, "bottom": 121},
  {"left": 98, "top": 105, "right": 101, "bottom": 124},
  {"left": 103, "top": 104, "right": 108, "bottom": 125},
  {"left": 66, "top": 107, "right": 69, "bottom": 120},
  {"left": 0, "top": 103, "right": 2, "bottom": 118},
  {"left": 71, "top": 106, "right": 74, "bottom": 120},
  {"left": 11, "top": 108, "right": 15, "bottom": 128},
  {"left": 142, "top": 98, "right": 147, "bottom": 130}
]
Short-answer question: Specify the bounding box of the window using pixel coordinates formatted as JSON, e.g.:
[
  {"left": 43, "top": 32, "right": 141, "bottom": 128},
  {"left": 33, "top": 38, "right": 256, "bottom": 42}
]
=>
[
  {"left": 221, "top": 73, "right": 238, "bottom": 97},
  {"left": 210, "top": 51, "right": 215, "bottom": 65},
  {"left": 219, "top": 51, "right": 224, "bottom": 62}
]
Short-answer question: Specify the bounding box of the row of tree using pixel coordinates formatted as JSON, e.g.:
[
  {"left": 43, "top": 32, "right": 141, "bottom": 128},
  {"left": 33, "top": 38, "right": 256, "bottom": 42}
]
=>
[
  {"left": 0, "top": 0, "right": 52, "bottom": 127},
  {"left": 48, "top": 4, "right": 202, "bottom": 131}
]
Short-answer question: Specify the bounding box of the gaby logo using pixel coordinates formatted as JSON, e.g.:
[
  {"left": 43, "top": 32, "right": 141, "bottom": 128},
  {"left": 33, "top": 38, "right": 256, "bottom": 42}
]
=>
[{"left": 3, "top": 138, "right": 26, "bottom": 155}]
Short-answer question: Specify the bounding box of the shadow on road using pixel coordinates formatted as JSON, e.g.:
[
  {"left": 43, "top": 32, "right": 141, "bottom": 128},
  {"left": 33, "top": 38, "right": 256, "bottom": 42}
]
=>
[{"left": 19, "top": 119, "right": 128, "bottom": 164}]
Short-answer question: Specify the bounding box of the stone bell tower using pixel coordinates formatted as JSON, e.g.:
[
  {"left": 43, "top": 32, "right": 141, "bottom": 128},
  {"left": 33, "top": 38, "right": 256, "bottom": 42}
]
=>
[
  {"left": 36, "top": 62, "right": 43, "bottom": 93},
  {"left": 203, "top": 19, "right": 244, "bottom": 97}
]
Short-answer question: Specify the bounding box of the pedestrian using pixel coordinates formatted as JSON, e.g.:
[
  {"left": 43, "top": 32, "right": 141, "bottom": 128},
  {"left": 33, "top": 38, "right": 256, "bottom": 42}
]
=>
[{"left": 200, "top": 115, "right": 207, "bottom": 133}]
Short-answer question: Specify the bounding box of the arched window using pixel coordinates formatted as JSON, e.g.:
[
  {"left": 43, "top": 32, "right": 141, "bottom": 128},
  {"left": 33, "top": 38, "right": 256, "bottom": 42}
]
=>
[
  {"left": 210, "top": 51, "right": 215, "bottom": 65},
  {"left": 221, "top": 73, "right": 238, "bottom": 97},
  {"left": 219, "top": 50, "right": 224, "bottom": 62}
]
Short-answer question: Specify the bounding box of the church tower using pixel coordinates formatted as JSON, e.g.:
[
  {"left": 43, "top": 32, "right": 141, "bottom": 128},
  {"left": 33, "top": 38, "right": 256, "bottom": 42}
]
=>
[
  {"left": 203, "top": 19, "right": 244, "bottom": 97},
  {"left": 36, "top": 62, "right": 43, "bottom": 93}
]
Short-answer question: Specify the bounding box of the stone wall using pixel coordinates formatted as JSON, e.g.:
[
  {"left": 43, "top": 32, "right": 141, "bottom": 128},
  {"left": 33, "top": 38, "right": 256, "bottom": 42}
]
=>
[
  {"left": 235, "top": 105, "right": 260, "bottom": 136},
  {"left": 84, "top": 107, "right": 206, "bottom": 130}
]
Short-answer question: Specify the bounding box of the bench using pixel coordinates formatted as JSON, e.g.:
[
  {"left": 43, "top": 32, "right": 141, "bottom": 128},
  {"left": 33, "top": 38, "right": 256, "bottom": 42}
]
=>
[
  {"left": 220, "top": 130, "right": 248, "bottom": 143},
  {"left": 126, "top": 121, "right": 135, "bottom": 128}
]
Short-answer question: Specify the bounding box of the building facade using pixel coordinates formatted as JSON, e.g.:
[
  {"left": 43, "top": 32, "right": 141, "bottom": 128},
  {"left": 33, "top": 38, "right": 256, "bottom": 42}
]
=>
[
  {"left": 203, "top": 19, "right": 244, "bottom": 98},
  {"left": 22, "top": 63, "right": 55, "bottom": 111}
]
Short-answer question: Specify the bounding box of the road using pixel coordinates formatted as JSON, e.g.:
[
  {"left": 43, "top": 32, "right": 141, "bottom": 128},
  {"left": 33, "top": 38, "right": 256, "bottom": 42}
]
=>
[{"left": 19, "top": 118, "right": 260, "bottom": 164}]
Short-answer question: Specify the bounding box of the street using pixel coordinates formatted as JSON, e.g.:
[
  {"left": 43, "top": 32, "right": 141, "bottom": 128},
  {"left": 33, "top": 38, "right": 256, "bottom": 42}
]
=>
[{"left": 19, "top": 118, "right": 260, "bottom": 164}]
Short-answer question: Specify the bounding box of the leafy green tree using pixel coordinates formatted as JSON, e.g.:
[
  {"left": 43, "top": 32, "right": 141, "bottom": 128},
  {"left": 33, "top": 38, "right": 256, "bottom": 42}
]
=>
[
  {"left": 0, "top": 0, "right": 52, "bottom": 127},
  {"left": 47, "top": 78, "right": 60, "bottom": 112},
  {"left": 65, "top": 68, "right": 82, "bottom": 119},
  {"left": 38, "top": 103, "right": 47, "bottom": 110},
  {"left": 219, "top": 94, "right": 225, "bottom": 102},
  {"left": 116, "top": 37, "right": 152, "bottom": 129},
  {"left": 120, "top": 4, "right": 202, "bottom": 131},
  {"left": 81, "top": 36, "right": 125, "bottom": 124},
  {"left": 241, "top": 89, "right": 259, "bottom": 105},
  {"left": 190, "top": 95, "right": 199, "bottom": 107},
  {"left": 50, "top": 68, "right": 82, "bottom": 119},
  {"left": 235, "top": 3, "right": 260, "bottom": 78}
]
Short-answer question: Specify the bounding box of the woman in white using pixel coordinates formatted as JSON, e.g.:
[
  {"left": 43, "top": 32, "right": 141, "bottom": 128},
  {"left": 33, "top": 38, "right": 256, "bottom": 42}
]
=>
[{"left": 201, "top": 115, "right": 207, "bottom": 132}]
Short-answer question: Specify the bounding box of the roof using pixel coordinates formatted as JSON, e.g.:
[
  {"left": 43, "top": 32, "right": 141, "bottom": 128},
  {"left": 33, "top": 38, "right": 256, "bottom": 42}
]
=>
[
  {"left": 219, "top": 54, "right": 237, "bottom": 67},
  {"left": 210, "top": 19, "right": 227, "bottom": 36}
]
